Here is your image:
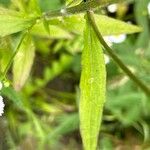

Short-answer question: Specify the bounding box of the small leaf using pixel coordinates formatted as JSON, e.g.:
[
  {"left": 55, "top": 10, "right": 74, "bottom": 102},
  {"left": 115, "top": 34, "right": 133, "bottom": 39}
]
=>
[
  {"left": 51, "top": 14, "right": 142, "bottom": 35},
  {"left": 31, "top": 22, "right": 72, "bottom": 39},
  {"left": 79, "top": 17, "right": 106, "bottom": 150},
  {"left": 0, "top": 38, "right": 12, "bottom": 72},
  {"left": 13, "top": 33, "right": 35, "bottom": 91},
  {"left": 0, "top": 7, "right": 36, "bottom": 37}
]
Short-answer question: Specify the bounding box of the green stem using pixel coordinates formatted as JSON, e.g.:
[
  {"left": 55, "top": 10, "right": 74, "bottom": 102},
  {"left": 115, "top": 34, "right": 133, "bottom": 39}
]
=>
[
  {"left": 87, "top": 11, "right": 150, "bottom": 96},
  {"left": 43, "top": 0, "right": 125, "bottom": 19},
  {"left": 1, "top": 32, "right": 27, "bottom": 81}
]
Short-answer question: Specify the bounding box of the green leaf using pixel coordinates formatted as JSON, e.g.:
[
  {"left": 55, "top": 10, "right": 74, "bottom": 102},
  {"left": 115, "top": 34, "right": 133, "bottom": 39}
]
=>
[
  {"left": 0, "top": 38, "right": 12, "bottom": 72},
  {"left": 51, "top": 14, "right": 142, "bottom": 35},
  {"left": 106, "top": 91, "right": 143, "bottom": 126},
  {"left": 13, "top": 33, "right": 35, "bottom": 91},
  {"left": 43, "top": 19, "right": 50, "bottom": 35},
  {"left": 38, "top": 0, "right": 65, "bottom": 12},
  {"left": 79, "top": 17, "right": 106, "bottom": 150},
  {"left": 46, "top": 113, "right": 79, "bottom": 141},
  {"left": 0, "top": 7, "right": 36, "bottom": 37},
  {"left": 11, "top": 0, "right": 26, "bottom": 12},
  {"left": 135, "top": 0, "right": 150, "bottom": 48},
  {"left": 31, "top": 22, "right": 72, "bottom": 39},
  {"left": 0, "top": 0, "right": 10, "bottom": 7},
  {"left": 27, "top": 0, "right": 41, "bottom": 16},
  {"left": 1, "top": 87, "right": 23, "bottom": 108},
  {"left": 25, "top": 0, "right": 42, "bottom": 17},
  {"left": 94, "top": 14, "right": 142, "bottom": 35}
]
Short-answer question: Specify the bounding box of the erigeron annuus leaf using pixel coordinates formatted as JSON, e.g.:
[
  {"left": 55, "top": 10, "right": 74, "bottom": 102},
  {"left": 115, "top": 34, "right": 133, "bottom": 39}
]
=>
[
  {"left": 51, "top": 14, "right": 142, "bottom": 35},
  {"left": 0, "top": 7, "right": 36, "bottom": 37},
  {"left": 13, "top": 33, "right": 35, "bottom": 91},
  {"left": 31, "top": 22, "right": 72, "bottom": 39},
  {"left": 79, "top": 17, "right": 106, "bottom": 150},
  {"left": 0, "top": 38, "right": 13, "bottom": 73}
]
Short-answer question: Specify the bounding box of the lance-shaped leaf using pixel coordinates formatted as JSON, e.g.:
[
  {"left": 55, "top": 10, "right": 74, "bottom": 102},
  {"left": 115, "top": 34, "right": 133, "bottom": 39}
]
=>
[
  {"left": 13, "top": 34, "right": 35, "bottom": 91},
  {"left": 0, "top": 38, "right": 12, "bottom": 72},
  {"left": 50, "top": 14, "right": 142, "bottom": 35},
  {"left": 0, "top": 7, "right": 36, "bottom": 37},
  {"left": 79, "top": 18, "right": 106, "bottom": 150}
]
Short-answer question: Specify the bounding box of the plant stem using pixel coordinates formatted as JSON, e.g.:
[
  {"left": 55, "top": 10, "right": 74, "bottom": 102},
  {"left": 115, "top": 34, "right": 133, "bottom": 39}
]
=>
[
  {"left": 43, "top": 0, "right": 125, "bottom": 19},
  {"left": 1, "top": 32, "right": 27, "bottom": 81},
  {"left": 87, "top": 11, "right": 150, "bottom": 96}
]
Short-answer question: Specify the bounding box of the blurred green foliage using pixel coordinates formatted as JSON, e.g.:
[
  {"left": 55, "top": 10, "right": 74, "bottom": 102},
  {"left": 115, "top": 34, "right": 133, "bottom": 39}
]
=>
[{"left": 0, "top": 0, "right": 150, "bottom": 149}]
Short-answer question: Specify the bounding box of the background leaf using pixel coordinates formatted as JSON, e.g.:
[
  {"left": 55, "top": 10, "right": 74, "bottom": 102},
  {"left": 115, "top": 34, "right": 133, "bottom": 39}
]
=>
[
  {"left": 1, "top": 87, "right": 24, "bottom": 108},
  {"left": 38, "top": 0, "right": 65, "bottom": 12},
  {"left": 0, "top": 38, "right": 12, "bottom": 72},
  {"left": 0, "top": 0, "right": 10, "bottom": 7},
  {"left": 13, "top": 33, "right": 35, "bottom": 91},
  {"left": 31, "top": 22, "right": 72, "bottom": 39},
  {"left": 0, "top": 7, "right": 36, "bottom": 37},
  {"left": 134, "top": 0, "right": 150, "bottom": 48}
]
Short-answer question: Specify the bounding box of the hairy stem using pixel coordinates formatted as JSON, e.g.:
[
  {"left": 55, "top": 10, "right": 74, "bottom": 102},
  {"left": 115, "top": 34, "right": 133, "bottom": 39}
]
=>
[
  {"left": 43, "top": 0, "right": 125, "bottom": 19},
  {"left": 87, "top": 11, "right": 150, "bottom": 96}
]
